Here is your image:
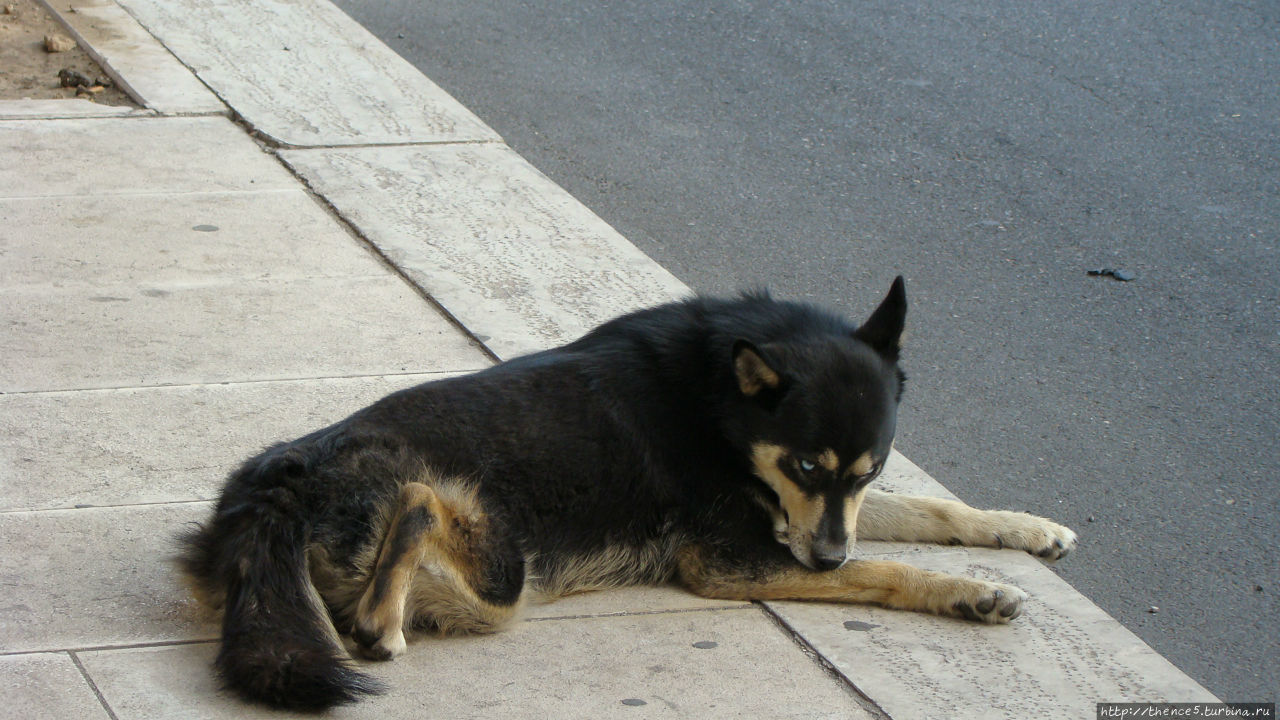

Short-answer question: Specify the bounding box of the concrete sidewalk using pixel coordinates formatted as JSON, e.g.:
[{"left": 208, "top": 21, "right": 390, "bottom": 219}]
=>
[{"left": 0, "top": 0, "right": 1217, "bottom": 717}]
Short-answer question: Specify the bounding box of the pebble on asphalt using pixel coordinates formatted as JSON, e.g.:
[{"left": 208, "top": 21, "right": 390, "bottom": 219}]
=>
[{"left": 1087, "top": 268, "right": 1137, "bottom": 281}]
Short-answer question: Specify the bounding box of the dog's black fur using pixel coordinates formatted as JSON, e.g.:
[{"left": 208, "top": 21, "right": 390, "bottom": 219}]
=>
[{"left": 180, "top": 278, "right": 923, "bottom": 709}]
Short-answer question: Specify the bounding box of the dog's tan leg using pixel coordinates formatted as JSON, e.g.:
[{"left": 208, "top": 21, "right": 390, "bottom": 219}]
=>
[
  {"left": 677, "top": 545, "right": 1026, "bottom": 623},
  {"left": 396, "top": 482, "right": 525, "bottom": 637},
  {"left": 352, "top": 482, "right": 525, "bottom": 660},
  {"left": 352, "top": 482, "right": 439, "bottom": 660},
  {"left": 857, "top": 489, "right": 1078, "bottom": 560}
]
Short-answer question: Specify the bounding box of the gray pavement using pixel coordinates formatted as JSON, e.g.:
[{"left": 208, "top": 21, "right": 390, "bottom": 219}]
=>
[{"left": 0, "top": 0, "right": 1221, "bottom": 717}]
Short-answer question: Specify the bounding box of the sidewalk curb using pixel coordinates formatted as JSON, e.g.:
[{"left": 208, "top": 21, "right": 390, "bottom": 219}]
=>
[{"left": 33, "top": 0, "right": 226, "bottom": 114}]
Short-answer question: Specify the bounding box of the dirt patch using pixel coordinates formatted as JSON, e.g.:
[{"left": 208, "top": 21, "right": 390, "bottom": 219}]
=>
[{"left": 0, "top": 0, "right": 137, "bottom": 106}]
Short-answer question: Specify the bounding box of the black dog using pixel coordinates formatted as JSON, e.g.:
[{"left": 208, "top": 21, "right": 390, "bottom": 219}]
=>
[{"left": 180, "top": 277, "right": 1076, "bottom": 709}]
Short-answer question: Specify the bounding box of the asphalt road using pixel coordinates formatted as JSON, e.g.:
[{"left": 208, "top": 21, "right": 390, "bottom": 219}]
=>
[{"left": 335, "top": 0, "right": 1279, "bottom": 699}]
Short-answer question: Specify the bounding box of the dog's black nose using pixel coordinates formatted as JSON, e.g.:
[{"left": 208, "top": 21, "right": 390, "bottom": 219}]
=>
[
  {"left": 812, "top": 555, "right": 844, "bottom": 571},
  {"left": 810, "top": 543, "right": 846, "bottom": 571}
]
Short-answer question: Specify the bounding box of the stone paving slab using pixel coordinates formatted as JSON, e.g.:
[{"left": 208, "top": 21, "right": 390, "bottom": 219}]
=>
[
  {"left": 0, "top": 503, "right": 217, "bottom": 654},
  {"left": 0, "top": 116, "right": 295, "bottom": 199},
  {"left": 2, "top": 276, "right": 486, "bottom": 392},
  {"left": 766, "top": 546, "right": 1217, "bottom": 720},
  {"left": 80, "top": 609, "right": 874, "bottom": 719},
  {"left": 110, "top": 0, "right": 499, "bottom": 147},
  {"left": 1, "top": 176, "right": 489, "bottom": 390},
  {"left": 2, "top": 190, "right": 414, "bottom": 288},
  {"left": 0, "top": 373, "right": 474, "bottom": 512},
  {"left": 34, "top": 0, "right": 226, "bottom": 114},
  {"left": 0, "top": 652, "right": 110, "bottom": 720},
  {"left": 282, "top": 144, "right": 691, "bottom": 359},
  {"left": 878, "top": 449, "right": 960, "bottom": 500},
  {"left": 0, "top": 99, "right": 150, "bottom": 119}
]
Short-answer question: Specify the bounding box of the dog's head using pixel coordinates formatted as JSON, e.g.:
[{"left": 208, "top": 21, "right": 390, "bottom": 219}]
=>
[{"left": 730, "top": 277, "right": 906, "bottom": 570}]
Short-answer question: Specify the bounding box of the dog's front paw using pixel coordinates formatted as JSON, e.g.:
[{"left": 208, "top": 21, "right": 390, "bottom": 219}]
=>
[
  {"left": 1028, "top": 519, "right": 1077, "bottom": 561},
  {"left": 353, "top": 622, "right": 407, "bottom": 661},
  {"left": 986, "top": 512, "right": 1077, "bottom": 562},
  {"left": 947, "top": 579, "right": 1027, "bottom": 624}
]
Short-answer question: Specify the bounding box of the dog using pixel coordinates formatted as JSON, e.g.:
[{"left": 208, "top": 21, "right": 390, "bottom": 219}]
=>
[{"left": 179, "top": 277, "right": 1077, "bottom": 710}]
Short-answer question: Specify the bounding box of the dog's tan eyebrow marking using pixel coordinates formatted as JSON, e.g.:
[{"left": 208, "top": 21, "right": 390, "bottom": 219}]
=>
[
  {"left": 750, "top": 443, "right": 815, "bottom": 527},
  {"left": 850, "top": 451, "right": 875, "bottom": 477},
  {"left": 818, "top": 449, "right": 839, "bottom": 472}
]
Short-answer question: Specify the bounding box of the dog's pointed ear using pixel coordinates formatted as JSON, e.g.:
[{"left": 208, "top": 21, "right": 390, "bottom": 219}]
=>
[
  {"left": 732, "top": 340, "right": 781, "bottom": 397},
  {"left": 854, "top": 276, "right": 907, "bottom": 358}
]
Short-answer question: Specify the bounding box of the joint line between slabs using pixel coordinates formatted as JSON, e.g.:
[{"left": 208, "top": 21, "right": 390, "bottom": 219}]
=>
[
  {"left": 0, "top": 187, "right": 299, "bottom": 202},
  {"left": 755, "top": 602, "right": 893, "bottom": 720},
  {"left": 274, "top": 151, "right": 503, "bottom": 364},
  {"left": 68, "top": 650, "right": 122, "bottom": 720},
  {"left": 270, "top": 138, "right": 505, "bottom": 152},
  {"left": 0, "top": 498, "right": 213, "bottom": 516},
  {"left": 0, "top": 369, "right": 484, "bottom": 397},
  {"left": 1, "top": 639, "right": 218, "bottom": 659}
]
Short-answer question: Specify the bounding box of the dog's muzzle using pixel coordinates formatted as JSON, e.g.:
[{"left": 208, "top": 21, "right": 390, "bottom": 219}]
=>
[{"left": 809, "top": 538, "right": 848, "bottom": 571}]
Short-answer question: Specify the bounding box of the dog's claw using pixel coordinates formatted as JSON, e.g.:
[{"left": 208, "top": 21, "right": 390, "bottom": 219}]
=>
[
  {"left": 952, "top": 601, "right": 981, "bottom": 622},
  {"left": 1041, "top": 538, "right": 1070, "bottom": 560},
  {"left": 992, "top": 517, "right": 1078, "bottom": 562},
  {"left": 353, "top": 623, "right": 406, "bottom": 661},
  {"left": 975, "top": 590, "right": 1001, "bottom": 615},
  {"left": 952, "top": 582, "right": 1026, "bottom": 623},
  {"left": 1038, "top": 528, "right": 1078, "bottom": 561},
  {"left": 355, "top": 641, "right": 393, "bottom": 661}
]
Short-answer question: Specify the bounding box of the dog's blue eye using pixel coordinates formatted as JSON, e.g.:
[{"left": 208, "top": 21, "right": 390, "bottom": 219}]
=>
[{"left": 799, "top": 460, "right": 816, "bottom": 472}]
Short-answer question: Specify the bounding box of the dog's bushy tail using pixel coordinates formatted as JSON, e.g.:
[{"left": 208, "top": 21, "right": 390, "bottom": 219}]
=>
[{"left": 179, "top": 464, "right": 383, "bottom": 711}]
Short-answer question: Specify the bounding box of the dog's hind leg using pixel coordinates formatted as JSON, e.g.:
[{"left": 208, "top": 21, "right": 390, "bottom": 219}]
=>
[
  {"left": 856, "top": 489, "right": 1077, "bottom": 560},
  {"left": 677, "top": 544, "right": 1026, "bottom": 624},
  {"left": 352, "top": 481, "right": 526, "bottom": 660},
  {"left": 352, "top": 482, "right": 438, "bottom": 660}
]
